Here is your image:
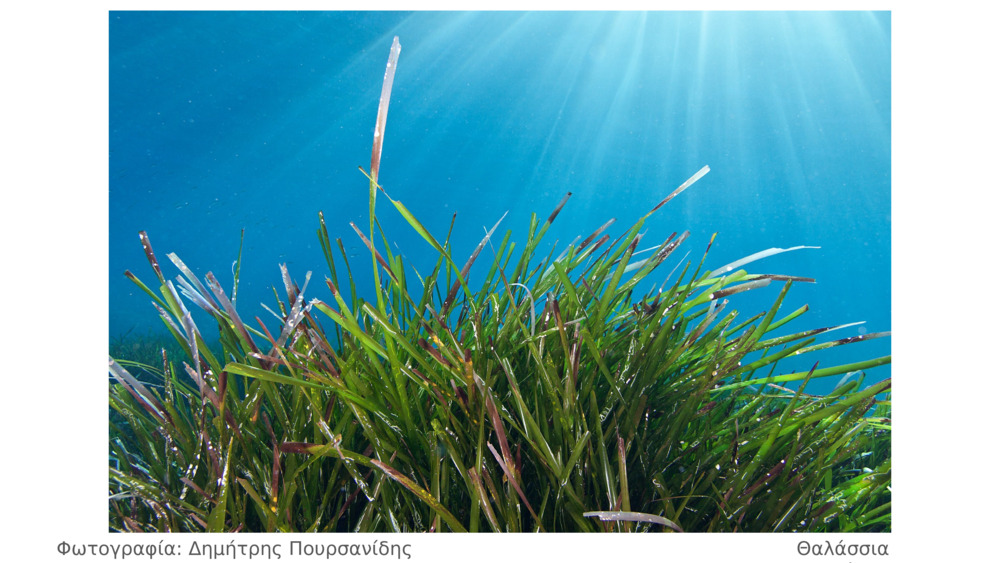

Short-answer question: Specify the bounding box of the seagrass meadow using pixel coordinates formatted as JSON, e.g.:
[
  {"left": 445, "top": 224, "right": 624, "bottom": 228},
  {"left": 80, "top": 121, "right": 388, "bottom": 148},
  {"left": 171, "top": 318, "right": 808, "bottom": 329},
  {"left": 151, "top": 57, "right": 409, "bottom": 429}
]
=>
[{"left": 109, "top": 36, "right": 891, "bottom": 533}]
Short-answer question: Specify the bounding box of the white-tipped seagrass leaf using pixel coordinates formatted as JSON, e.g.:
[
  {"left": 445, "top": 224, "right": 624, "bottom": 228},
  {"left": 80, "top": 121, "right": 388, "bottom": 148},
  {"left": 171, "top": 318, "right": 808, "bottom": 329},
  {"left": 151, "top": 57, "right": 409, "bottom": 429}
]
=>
[
  {"left": 709, "top": 245, "right": 820, "bottom": 278},
  {"left": 583, "top": 511, "right": 684, "bottom": 532}
]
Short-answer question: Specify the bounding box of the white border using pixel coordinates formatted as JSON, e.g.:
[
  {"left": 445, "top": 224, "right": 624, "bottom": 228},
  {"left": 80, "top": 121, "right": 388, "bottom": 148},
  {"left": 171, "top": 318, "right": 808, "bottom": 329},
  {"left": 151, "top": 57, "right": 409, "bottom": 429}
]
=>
[{"left": 5, "top": 1, "right": 995, "bottom": 560}]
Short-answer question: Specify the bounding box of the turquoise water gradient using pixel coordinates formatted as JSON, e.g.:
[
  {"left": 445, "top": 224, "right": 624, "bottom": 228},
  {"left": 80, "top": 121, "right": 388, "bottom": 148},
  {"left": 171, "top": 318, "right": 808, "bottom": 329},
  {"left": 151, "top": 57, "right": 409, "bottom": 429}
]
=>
[{"left": 110, "top": 12, "right": 890, "bottom": 392}]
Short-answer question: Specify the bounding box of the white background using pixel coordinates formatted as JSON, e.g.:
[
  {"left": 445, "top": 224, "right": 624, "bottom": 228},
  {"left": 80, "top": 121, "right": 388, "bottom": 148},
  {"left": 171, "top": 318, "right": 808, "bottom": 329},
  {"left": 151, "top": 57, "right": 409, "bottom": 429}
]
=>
[{"left": 2, "top": 1, "right": 995, "bottom": 561}]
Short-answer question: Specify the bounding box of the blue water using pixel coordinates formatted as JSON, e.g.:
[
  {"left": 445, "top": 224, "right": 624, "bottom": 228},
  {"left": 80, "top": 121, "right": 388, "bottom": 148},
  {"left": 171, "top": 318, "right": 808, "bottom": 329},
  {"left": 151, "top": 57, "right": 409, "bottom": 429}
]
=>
[{"left": 109, "top": 11, "right": 890, "bottom": 393}]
